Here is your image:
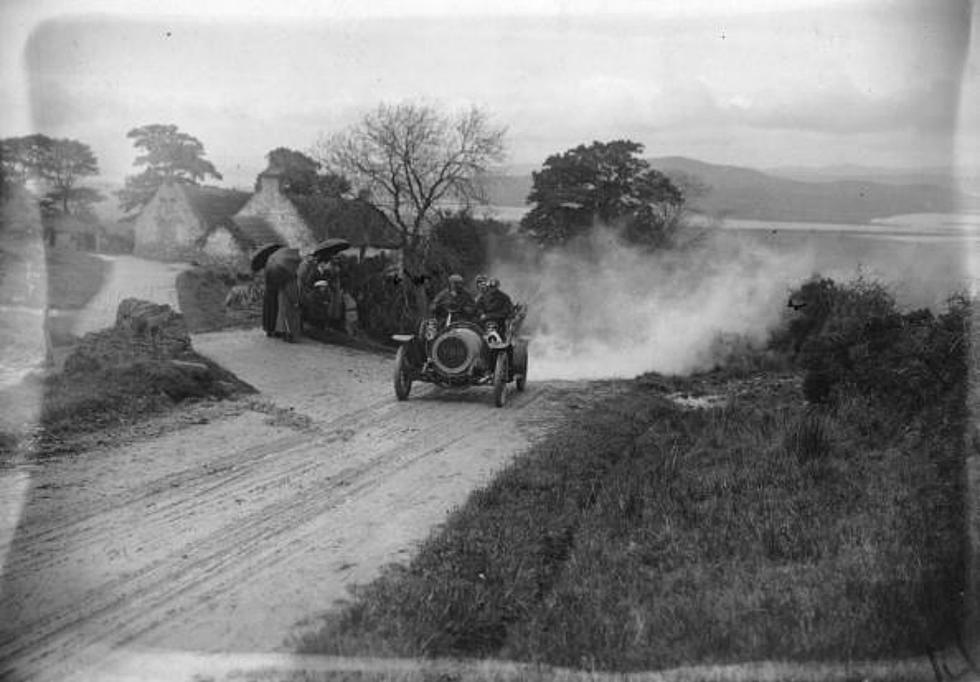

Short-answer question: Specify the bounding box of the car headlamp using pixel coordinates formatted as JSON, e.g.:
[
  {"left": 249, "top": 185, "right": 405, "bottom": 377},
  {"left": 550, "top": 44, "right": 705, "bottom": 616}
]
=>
[{"left": 425, "top": 319, "right": 438, "bottom": 341}]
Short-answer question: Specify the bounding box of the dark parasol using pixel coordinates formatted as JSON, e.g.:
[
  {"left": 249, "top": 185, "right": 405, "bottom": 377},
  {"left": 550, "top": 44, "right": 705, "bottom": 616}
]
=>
[
  {"left": 312, "top": 238, "right": 352, "bottom": 261},
  {"left": 264, "top": 247, "right": 302, "bottom": 286},
  {"left": 250, "top": 242, "right": 286, "bottom": 272}
]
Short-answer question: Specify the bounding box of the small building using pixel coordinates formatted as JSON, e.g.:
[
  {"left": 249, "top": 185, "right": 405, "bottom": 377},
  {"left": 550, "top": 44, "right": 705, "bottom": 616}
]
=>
[
  {"left": 239, "top": 166, "right": 402, "bottom": 261},
  {"left": 132, "top": 180, "right": 250, "bottom": 262},
  {"left": 233, "top": 168, "right": 317, "bottom": 254},
  {"left": 132, "top": 168, "right": 403, "bottom": 268},
  {"left": 41, "top": 212, "right": 101, "bottom": 251},
  {"left": 197, "top": 214, "right": 282, "bottom": 268}
]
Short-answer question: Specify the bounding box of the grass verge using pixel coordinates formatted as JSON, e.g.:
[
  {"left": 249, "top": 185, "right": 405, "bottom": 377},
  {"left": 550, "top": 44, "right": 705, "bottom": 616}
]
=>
[
  {"left": 177, "top": 266, "right": 260, "bottom": 333},
  {"left": 45, "top": 247, "right": 109, "bottom": 310},
  {"left": 298, "top": 369, "right": 966, "bottom": 670}
]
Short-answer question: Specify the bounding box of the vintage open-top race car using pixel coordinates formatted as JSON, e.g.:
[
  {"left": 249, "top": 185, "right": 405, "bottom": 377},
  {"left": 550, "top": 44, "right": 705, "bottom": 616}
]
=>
[{"left": 391, "top": 305, "right": 529, "bottom": 407}]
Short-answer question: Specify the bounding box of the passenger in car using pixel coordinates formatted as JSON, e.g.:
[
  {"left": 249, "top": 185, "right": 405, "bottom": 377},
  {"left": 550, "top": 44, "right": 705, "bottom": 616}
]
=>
[{"left": 475, "top": 276, "right": 513, "bottom": 335}]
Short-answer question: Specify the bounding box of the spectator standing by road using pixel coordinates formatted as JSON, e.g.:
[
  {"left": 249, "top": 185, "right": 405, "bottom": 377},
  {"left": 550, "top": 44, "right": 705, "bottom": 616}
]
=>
[{"left": 265, "top": 247, "right": 302, "bottom": 342}]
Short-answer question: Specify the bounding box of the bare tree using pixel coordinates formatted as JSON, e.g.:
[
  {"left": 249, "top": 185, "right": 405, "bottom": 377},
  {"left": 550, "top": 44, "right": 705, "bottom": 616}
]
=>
[{"left": 315, "top": 102, "right": 506, "bottom": 261}]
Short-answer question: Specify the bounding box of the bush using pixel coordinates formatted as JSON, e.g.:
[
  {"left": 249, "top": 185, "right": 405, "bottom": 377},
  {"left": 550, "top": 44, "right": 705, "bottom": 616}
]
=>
[
  {"left": 776, "top": 277, "right": 969, "bottom": 415},
  {"left": 331, "top": 213, "right": 526, "bottom": 343},
  {"left": 331, "top": 253, "right": 422, "bottom": 340},
  {"left": 176, "top": 266, "right": 260, "bottom": 333}
]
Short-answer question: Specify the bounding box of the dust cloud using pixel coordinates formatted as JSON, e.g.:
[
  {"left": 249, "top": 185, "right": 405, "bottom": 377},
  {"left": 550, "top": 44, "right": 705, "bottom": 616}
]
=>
[{"left": 492, "top": 228, "right": 816, "bottom": 380}]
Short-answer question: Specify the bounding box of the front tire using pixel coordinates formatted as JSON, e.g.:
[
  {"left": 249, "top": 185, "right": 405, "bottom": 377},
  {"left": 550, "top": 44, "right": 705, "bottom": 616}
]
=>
[
  {"left": 493, "top": 352, "right": 508, "bottom": 408},
  {"left": 394, "top": 346, "right": 412, "bottom": 401}
]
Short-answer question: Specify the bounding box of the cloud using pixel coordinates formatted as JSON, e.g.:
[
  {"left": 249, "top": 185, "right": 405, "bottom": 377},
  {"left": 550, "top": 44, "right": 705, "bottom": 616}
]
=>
[
  {"left": 725, "top": 76, "right": 962, "bottom": 135},
  {"left": 12, "top": 4, "right": 976, "bottom": 184}
]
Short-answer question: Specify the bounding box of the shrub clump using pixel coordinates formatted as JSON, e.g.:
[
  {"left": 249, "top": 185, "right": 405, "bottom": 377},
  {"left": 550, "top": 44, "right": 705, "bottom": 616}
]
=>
[{"left": 774, "top": 276, "right": 968, "bottom": 415}]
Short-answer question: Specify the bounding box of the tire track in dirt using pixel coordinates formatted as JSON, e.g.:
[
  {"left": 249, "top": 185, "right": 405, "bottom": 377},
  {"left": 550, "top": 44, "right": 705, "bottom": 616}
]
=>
[
  {"left": 2, "top": 425, "right": 461, "bottom": 675},
  {"left": 1, "top": 342, "right": 561, "bottom": 682},
  {"left": 3, "top": 393, "right": 399, "bottom": 564}
]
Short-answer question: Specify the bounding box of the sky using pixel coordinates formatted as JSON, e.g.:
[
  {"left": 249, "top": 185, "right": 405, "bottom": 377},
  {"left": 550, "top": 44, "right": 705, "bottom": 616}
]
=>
[{"left": 1, "top": 0, "right": 977, "bottom": 190}]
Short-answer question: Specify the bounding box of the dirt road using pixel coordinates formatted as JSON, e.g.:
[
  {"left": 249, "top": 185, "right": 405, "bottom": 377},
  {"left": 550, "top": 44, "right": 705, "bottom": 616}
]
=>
[
  {"left": 68, "top": 255, "right": 188, "bottom": 337},
  {"left": 1, "top": 311, "right": 608, "bottom": 681}
]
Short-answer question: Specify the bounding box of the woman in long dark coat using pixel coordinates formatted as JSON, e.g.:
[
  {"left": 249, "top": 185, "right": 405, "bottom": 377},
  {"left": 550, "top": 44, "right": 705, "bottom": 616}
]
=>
[
  {"left": 265, "top": 247, "right": 302, "bottom": 342},
  {"left": 262, "top": 269, "right": 279, "bottom": 337}
]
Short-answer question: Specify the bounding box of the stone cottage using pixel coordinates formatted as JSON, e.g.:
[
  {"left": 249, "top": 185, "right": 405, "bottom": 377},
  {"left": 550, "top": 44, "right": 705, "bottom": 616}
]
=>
[
  {"left": 132, "top": 169, "right": 402, "bottom": 267},
  {"left": 132, "top": 180, "right": 251, "bottom": 262},
  {"left": 236, "top": 167, "right": 402, "bottom": 260}
]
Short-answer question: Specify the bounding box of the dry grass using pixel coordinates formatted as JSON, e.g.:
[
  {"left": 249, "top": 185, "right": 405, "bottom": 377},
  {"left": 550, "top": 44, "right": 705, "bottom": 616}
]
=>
[
  {"left": 298, "top": 366, "right": 966, "bottom": 671},
  {"left": 45, "top": 247, "right": 110, "bottom": 310}
]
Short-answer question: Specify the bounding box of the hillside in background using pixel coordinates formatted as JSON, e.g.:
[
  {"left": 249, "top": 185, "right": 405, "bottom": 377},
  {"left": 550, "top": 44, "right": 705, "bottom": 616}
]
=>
[
  {"left": 651, "top": 156, "right": 963, "bottom": 224},
  {"left": 482, "top": 157, "right": 970, "bottom": 224}
]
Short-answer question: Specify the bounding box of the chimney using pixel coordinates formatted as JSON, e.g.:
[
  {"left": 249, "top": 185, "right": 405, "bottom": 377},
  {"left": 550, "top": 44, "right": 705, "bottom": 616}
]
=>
[{"left": 258, "top": 167, "right": 283, "bottom": 196}]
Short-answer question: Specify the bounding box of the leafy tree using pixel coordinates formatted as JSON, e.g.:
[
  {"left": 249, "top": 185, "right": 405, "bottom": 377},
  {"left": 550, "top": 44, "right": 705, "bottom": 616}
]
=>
[
  {"left": 520, "top": 140, "right": 684, "bottom": 248},
  {"left": 317, "top": 102, "right": 506, "bottom": 258},
  {"left": 1, "top": 134, "right": 50, "bottom": 187},
  {"left": 1, "top": 135, "right": 102, "bottom": 212},
  {"left": 261, "top": 147, "right": 351, "bottom": 197},
  {"left": 43, "top": 138, "right": 102, "bottom": 213},
  {"left": 427, "top": 210, "right": 514, "bottom": 282},
  {"left": 117, "top": 124, "right": 221, "bottom": 213}
]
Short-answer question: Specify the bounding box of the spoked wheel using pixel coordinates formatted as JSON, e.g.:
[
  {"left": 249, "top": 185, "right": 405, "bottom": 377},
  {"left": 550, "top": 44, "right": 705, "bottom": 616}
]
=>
[
  {"left": 513, "top": 343, "right": 528, "bottom": 392},
  {"left": 393, "top": 346, "right": 412, "bottom": 401},
  {"left": 493, "top": 352, "right": 508, "bottom": 408}
]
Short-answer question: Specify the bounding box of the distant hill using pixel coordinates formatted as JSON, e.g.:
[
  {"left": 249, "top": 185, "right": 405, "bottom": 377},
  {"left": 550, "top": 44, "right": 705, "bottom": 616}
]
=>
[{"left": 648, "top": 156, "right": 962, "bottom": 224}]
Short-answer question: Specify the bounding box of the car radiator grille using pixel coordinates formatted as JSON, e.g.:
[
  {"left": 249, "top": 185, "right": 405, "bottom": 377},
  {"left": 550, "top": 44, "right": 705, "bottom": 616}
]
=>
[{"left": 435, "top": 336, "right": 469, "bottom": 370}]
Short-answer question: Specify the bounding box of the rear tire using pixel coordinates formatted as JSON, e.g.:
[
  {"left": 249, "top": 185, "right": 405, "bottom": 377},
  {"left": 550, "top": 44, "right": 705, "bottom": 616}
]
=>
[
  {"left": 513, "top": 343, "right": 528, "bottom": 392},
  {"left": 394, "top": 346, "right": 412, "bottom": 401},
  {"left": 493, "top": 352, "right": 508, "bottom": 407}
]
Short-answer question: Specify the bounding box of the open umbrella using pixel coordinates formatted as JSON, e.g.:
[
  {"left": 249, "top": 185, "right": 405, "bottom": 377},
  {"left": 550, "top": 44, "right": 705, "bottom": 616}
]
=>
[
  {"left": 265, "top": 247, "right": 302, "bottom": 286},
  {"left": 250, "top": 242, "right": 286, "bottom": 272},
  {"left": 312, "top": 238, "right": 352, "bottom": 261}
]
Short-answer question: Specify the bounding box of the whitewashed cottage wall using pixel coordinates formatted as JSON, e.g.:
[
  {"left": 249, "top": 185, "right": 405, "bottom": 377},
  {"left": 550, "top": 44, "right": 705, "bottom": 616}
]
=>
[
  {"left": 235, "top": 174, "right": 317, "bottom": 252},
  {"left": 133, "top": 182, "right": 206, "bottom": 261}
]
